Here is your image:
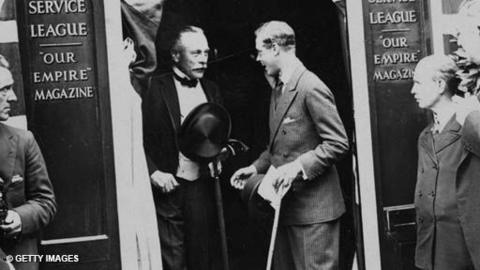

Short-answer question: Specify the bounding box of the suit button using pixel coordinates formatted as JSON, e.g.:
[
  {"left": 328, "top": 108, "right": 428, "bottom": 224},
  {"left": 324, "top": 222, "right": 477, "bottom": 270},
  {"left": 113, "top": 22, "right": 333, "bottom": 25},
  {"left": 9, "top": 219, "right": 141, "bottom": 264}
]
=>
[
  {"left": 282, "top": 153, "right": 288, "bottom": 158},
  {"left": 418, "top": 191, "right": 423, "bottom": 197},
  {"left": 429, "top": 191, "right": 435, "bottom": 198},
  {"left": 418, "top": 217, "right": 424, "bottom": 224},
  {"left": 282, "top": 130, "right": 287, "bottom": 135}
]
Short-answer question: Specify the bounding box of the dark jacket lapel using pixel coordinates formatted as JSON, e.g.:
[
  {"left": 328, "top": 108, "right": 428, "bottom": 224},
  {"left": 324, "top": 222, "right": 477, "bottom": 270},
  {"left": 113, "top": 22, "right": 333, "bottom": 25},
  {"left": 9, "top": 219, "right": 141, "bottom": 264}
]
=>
[
  {"left": 200, "top": 79, "right": 215, "bottom": 102},
  {"left": 269, "top": 65, "right": 306, "bottom": 147},
  {"left": 159, "top": 75, "right": 181, "bottom": 132},
  {"left": 0, "top": 124, "right": 17, "bottom": 182},
  {"left": 419, "top": 125, "right": 438, "bottom": 165},
  {"left": 434, "top": 115, "right": 461, "bottom": 153}
]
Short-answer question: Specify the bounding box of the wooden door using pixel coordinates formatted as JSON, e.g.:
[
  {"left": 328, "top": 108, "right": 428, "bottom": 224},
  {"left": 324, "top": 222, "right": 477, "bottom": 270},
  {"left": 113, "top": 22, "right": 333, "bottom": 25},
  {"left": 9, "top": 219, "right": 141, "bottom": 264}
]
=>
[{"left": 16, "top": 1, "right": 121, "bottom": 269}]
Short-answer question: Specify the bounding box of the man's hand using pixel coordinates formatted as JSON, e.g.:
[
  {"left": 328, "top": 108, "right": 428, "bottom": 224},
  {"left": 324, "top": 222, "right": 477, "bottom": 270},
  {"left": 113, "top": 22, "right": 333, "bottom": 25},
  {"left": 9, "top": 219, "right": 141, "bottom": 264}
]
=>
[
  {"left": 273, "top": 160, "right": 304, "bottom": 191},
  {"left": 230, "top": 165, "right": 257, "bottom": 190},
  {"left": 151, "top": 170, "right": 179, "bottom": 193},
  {"left": 454, "top": 93, "right": 480, "bottom": 126},
  {"left": 0, "top": 210, "right": 21, "bottom": 237}
]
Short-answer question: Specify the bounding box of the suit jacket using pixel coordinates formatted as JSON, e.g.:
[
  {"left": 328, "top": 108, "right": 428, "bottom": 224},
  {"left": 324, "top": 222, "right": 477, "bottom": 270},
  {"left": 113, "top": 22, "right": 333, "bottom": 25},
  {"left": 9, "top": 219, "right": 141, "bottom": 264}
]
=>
[
  {"left": 142, "top": 72, "right": 222, "bottom": 178},
  {"left": 414, "top": 110, "right": 480, "bottom": 270},
  {"left": 253, "top": 63, "right": 349, "bottom": 225},
  {"left": 0, "top": 123, "right": 56, "bottom": 270}
]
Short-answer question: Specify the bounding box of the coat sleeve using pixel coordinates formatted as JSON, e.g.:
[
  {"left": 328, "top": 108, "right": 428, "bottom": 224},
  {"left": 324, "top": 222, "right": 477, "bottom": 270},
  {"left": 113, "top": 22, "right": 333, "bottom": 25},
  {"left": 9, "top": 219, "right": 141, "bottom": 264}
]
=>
[
  {"left": 13, "top": 131, "right": 56, "bottom": 235},
  {"left": 297, "top": 80, "right": 349, "bottom": 179},
  {"left": 142, "top": 78, "right": 162, "bottom": 176},
  {"left": 462, "top": 110, "right": 480, "bottom": 157},
  {"left": 252, "top": 149, "right": 271, "bottom": 174},
  {"left": 212, "top": 82, "right": 224, "bottom": 105}
]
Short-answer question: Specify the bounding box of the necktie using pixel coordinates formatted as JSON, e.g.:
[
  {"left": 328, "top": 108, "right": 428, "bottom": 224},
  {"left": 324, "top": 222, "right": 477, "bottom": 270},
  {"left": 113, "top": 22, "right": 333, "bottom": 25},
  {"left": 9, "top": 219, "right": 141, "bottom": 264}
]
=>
[
  {"left": 274, "top": 79, "right": 284, "bottom": 110},
  {"left": 174, "top": 73, "right": 198, "bottom": 88}
]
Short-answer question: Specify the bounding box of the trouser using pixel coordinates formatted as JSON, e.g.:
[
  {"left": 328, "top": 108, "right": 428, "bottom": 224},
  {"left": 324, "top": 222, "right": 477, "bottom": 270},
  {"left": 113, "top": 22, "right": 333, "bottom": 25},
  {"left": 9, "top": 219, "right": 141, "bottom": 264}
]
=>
[
  {"left": 273, "top": 219, "right": 340, "bottom": 270},
  {"left": 154, "top": 176, "right": 221, "bottom": 270}
]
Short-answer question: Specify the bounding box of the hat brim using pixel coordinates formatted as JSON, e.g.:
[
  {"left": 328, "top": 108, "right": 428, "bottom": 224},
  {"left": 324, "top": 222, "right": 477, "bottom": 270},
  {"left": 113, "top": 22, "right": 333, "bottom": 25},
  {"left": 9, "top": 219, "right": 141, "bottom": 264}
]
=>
[{"left": 178, "top": 103, "right": 231, "bottom": 162}]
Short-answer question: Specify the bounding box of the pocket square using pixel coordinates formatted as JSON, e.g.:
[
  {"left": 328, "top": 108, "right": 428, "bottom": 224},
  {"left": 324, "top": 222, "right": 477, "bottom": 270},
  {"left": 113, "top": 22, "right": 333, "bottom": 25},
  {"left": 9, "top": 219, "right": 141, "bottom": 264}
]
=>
[
  {"left": 282, "top": 117, "right": 297, "bottom": 124},
  {"left": 11, "top": 175, "right": 23, "bottom": 184}
]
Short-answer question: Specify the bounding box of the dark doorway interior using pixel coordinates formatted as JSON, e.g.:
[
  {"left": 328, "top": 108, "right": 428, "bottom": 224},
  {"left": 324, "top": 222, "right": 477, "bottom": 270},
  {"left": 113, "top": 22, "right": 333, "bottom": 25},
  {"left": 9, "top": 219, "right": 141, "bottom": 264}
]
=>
[{"left": 155, "top": 1, "right": 356, "bottom": 269}]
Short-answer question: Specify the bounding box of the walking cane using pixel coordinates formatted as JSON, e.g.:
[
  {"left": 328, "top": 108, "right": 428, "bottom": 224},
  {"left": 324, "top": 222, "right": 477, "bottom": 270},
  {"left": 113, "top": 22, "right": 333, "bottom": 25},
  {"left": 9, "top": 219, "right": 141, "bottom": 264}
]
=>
[
  {"left": 211, "top": 140, "right": 250, "bottom": 270},
  {"left": 262, "top": 173, "right": 292, "bottom": 270},
  {"left": 177, "top": 103, "right": 249, "bottom": 270},
  {"left": 212, "top": 163, "right": 230, "bottom": 270},
  {"left": 266, "top": 201, "right": 281, "bottom": 270}
]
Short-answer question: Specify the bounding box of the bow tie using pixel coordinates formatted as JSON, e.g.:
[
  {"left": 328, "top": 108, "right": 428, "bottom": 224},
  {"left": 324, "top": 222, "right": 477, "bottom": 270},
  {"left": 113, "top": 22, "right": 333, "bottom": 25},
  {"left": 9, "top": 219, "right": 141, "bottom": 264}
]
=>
[{"left": 174, "top": 73, "right": 198, "bottom": 88}]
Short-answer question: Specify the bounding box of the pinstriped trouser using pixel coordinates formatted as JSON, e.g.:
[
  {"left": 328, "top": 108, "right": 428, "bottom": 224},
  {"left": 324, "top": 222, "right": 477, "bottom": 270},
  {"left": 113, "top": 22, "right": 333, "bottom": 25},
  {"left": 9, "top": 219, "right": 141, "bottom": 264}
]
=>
[{"left": 273, "top": 219, "right": 340, "bottom": 270}]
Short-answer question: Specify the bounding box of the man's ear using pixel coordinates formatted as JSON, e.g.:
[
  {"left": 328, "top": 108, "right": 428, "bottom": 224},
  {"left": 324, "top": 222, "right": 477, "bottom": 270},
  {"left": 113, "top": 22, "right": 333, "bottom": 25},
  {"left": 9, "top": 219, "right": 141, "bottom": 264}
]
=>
[
  {"left": 436, "top": 79, "right": 448, "bottom": 95},
  {"left": 171, "top": 51, "right": 180, "bottom": 63}
]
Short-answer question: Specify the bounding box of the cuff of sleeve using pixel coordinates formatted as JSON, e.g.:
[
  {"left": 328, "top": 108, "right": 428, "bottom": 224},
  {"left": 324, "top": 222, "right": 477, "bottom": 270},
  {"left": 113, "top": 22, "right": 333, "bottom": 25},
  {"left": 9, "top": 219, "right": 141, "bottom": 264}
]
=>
[
  {"left": 252, "top": 160, "right": 266, "bottom": 174},
  {"left": 293, "top": 160, "right": 308, "bottom": 180},
  {"left": 12, "top": 206, "right": 34, "bottom": 235},
  {"left": 248, "top": 165, "right": 258, "bottom": 175},
  {"left": 298, "top": 151, "right": 320, "bottom": 179}
]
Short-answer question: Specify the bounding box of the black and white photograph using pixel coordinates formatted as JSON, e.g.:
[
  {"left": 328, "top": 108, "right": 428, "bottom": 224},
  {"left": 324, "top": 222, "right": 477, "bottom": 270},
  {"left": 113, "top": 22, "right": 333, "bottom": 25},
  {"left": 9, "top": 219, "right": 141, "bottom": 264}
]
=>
[{"left": 0, "top": 0, "right": 480, "bottom": 269}]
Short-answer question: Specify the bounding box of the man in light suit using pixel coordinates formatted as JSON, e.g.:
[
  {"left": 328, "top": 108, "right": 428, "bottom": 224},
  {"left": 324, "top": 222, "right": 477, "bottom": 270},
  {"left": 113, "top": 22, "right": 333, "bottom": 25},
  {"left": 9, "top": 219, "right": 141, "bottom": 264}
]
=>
[
  {"left": 231, "top": 21, "right": 349, "bottom": 270},
  {"left": 142, "top": 26, "right": 222, "bottom": 270},
  {"left": 0, "top": 56, "right": 56, "bottom": 270}
]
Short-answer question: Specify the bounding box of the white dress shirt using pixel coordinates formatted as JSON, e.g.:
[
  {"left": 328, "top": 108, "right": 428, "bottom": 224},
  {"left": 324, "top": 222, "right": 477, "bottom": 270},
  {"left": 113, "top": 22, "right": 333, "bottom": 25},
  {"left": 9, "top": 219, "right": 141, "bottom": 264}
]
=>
[{"left": 173, "top": 67, "right": 208, "bottom": 180}]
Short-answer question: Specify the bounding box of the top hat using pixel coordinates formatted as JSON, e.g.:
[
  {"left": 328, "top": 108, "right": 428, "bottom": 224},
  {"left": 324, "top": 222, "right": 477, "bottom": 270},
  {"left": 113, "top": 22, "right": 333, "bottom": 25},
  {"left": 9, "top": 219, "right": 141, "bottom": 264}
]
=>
[{"left": 178, "top": 103, "right": 231, "bottom": 162}]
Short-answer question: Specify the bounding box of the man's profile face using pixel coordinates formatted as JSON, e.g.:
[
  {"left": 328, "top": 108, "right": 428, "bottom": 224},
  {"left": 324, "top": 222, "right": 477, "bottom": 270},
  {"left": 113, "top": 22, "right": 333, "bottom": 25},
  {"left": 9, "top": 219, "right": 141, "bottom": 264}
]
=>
[
  {"left": 255, "top": 36, "right": 280, "bottom": 77},
  {"left": 0, "top": 67, "right": 16, "bottom": 121},
  {"left": 411, "top": 65, "right": 443, "bottom": 109},
  {"left": 173, "top": 32, "right": 209, "bottom": 80}
]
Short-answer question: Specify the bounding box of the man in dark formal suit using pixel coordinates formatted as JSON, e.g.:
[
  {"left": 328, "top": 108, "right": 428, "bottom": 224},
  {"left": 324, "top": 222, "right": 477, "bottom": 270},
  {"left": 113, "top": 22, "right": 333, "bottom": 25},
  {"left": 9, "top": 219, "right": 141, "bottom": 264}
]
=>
[
  {"left": 231, "top": 21, "right": 349, "bottom": 270},
  {"left": 411, "top": 54, "right": 480, "bottom": 270},
  {"left": 142, "top": 26, "right": 221, "bottom": 270},
  {"left": 0, "top": 56, "right": 56, "bottom": 270}
]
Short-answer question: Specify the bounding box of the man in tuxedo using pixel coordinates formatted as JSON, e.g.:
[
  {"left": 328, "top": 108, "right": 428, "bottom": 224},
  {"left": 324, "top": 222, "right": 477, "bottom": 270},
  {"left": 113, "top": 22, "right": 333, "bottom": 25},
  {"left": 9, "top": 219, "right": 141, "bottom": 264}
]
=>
[
  {"left": 231, "top": 21, "right": 349, "bottom": 270},
  {"left": 0, "top": 56, "right": 56, "bottom": 270},
  {"left": 142, "top": 26, "right": 221, "bottom": 270}
]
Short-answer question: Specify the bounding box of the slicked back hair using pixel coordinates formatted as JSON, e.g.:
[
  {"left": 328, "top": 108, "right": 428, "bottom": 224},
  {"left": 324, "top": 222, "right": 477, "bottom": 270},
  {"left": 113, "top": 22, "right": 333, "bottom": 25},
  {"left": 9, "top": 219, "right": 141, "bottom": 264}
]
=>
[
  {"left": 170, "top": 25, "right": 205, "bottom": 54},
  {"left": 255, "top": 21, "right": 296, "bottom": 52},
  {"left": 417, "top": 54, "right": 460, "bottom": 96}
]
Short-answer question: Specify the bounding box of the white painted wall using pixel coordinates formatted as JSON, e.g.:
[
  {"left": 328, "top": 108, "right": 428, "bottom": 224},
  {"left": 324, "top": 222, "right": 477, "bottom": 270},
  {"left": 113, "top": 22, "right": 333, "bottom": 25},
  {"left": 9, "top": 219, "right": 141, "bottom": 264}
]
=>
[
  {"left": 103, "top": 2, "right": 163, "bottom": 270},
  {"left": 346, "top": 0, "right": 382, "bottom": 269}
]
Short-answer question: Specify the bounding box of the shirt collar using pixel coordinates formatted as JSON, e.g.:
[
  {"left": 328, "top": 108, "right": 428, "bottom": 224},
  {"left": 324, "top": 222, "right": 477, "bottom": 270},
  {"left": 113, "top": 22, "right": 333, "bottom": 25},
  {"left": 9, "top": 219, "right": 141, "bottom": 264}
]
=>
[
  {"left": 432, "top": 107, "right": 456, "bottom": 133},
  {"left": 278, "top": 57, "right": 302, "bottom": 85}
]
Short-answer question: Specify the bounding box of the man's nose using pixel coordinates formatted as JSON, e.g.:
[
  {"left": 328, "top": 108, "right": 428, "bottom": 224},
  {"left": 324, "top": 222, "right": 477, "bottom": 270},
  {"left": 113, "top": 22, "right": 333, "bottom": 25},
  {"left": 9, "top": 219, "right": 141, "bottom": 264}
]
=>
[
  {"left": 199, "top": 53, "right": 208, "bottom": 64},
  {"left": 410, "top": 85, "right": 416, "bottom": 94},
  {"left": 7, "top": 88, "right": 17, "bottom": 102}
]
